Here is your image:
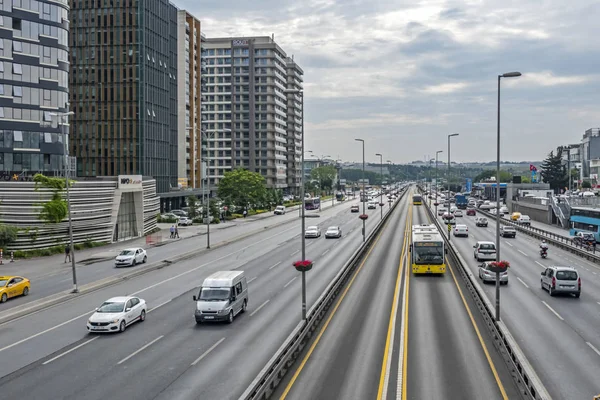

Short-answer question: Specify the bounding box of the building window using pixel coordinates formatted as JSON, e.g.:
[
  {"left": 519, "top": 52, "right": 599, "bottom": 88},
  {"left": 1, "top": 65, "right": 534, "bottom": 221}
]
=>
[
  {"left": 43, "top": 111, "right": 52, "bottom": 121},
  {"left": 13, "top": 131, "right": 23, "bottom": 142},
  {"left": 0, "top": 107, "right": 3, "bottom": 118},
  {"left": 13, "top": 41, "right": 22, "bottom": 53},
  {"left": 13, "top": 64, "right": 22, "bottom": 75},
  {"left": 13, "top": 86, "right": 22, "bottom": 97}
]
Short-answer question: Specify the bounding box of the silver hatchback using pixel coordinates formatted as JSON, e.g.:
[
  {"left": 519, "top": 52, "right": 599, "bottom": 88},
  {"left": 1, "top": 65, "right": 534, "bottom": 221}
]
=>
[{"left": 541, "top": 266, "right": 581, "bottom": 297}]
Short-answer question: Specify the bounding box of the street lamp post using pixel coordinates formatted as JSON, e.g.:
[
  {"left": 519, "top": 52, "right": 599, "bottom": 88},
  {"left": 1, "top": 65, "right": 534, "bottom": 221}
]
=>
[
  {"left": 447, "top": 134, "right": 459, "bottom": 240},
  {"left": 50, "top": 111, "right": 77, "bottom": 293},
  {"left": 376, "top": 153, "right": 383, "bottom": 220},
  {"left": 428, "top": 158, "right": 434, "bottom": 206},
  {"left": 435, "top": 150, "right": 443, "bottom": 216},
  {"left": 495, "top": 71, "right": 521, "bottom": 322},
  {"left": 356, "top": 139, "right": 366, "bottom": 242}
]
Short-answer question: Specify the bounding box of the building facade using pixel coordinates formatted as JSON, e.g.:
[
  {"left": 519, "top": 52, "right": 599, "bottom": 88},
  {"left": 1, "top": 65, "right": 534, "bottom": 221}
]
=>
[
  {"left": 0, "top": 0, "right": 70, "bottom": 175},
  {"left": 285, "top": 56, "right": 303, "bottom": 194},
  {"left": 69, "top": 0, "right": 178, "bottom": 195},
  {"left": 201, "top": 36, "right": 300, "bottom": 189}
]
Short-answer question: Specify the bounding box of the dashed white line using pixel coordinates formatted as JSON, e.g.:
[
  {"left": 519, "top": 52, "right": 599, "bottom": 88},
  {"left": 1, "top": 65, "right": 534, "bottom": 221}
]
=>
[
  {"left": 148, "top": 299, "right": 171, "bottom": 313},
  {"left": 322, "top": 249, "right": 330, "bottom": 256},
  {"left": 283, "top": 277, "right": 297, "bottom": 288},
  {"left": 518, "top": 250, "right": 528, "bottom": 257},
  {"left": 250, "top": 300, "right": 270, "bottom": 317},
  {"left": 506, "top": 242, "right": 513, "bottom": 247},
  {"left": 587, "top": 342, "right": 600, "bottom": 357},
  {"left": 269, "top": 261, "right": 282, "bottom": 270},
  {"left": 516, "top": 277, "right": 529, "bottom": 288},
  {"left": 43, "top": 337, "right": 98, "bottom": 365},
  {"left": 117, "top": 335, "right": 164, "bottom": 365},
  {"left": 290, "top": 250, "right": 300, "bottom": 256},
  {"left": 247, "top": 277, "right": 257, "bottom": 284},
  {"left": 535, "top": 261, "right": 546, "bottom": 269},
  {"left": 191, "top": 337, "right": 226, "bottom": 366},
  {"left": 542, "top": 301, "right": 564, "bottom": 321}
]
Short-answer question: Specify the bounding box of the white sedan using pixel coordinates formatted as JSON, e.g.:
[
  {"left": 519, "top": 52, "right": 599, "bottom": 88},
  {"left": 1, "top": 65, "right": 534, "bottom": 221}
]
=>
[
  {"left": 115, "top": 248, "right": 147, "bottom": 267},
  {"left": 325, "top": 226, "right": 342, "bottom": 238},
  {"left": 305, "top": 226, "right": 321, "bottom": 238},
  {"left": 453, "top": 224, "right": 469, "bottom": 237},
  {"left": 87, "top": 296, "right": 147, "bottom": 333}
]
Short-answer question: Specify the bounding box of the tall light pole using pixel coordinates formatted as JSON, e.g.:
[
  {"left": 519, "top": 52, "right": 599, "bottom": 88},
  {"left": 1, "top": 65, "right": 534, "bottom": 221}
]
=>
[
  {"left": 496, "top": 71, "right": 521, "bottom": 322},
  {"left": 50, "top": 111, "right": 77, "bottom": 293},
  {"left": 435, "top": 150, "right": 443, "bottom": 216},
  {"left": 447, "top": 134, "right": 459, "bottom": 240},
  {"left": 376, "top": 153, "right": 383, "bottom": 220},
  {"left": 428, "top": 158, "right": 435, "bottom": 206},
  {"left": 356, "top": 138, "right": 366, "bottom": 242},
  {"left": 387, "top": 160, "right": 393, "bottom": 208}
]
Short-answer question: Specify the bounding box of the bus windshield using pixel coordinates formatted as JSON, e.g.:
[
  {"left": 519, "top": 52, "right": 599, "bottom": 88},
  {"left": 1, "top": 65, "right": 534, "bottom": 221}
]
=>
[
  {"left": 413, "top": 242, "right": 444, "bottom": 264},
  {"left": 413, "top": 195, "right": 422, "bottom": 204}
]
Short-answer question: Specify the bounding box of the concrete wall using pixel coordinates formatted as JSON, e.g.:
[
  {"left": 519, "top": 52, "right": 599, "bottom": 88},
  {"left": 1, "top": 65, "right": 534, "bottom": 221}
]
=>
[{"left": 510, "top": 197, "right": 553, "bottom": 224}]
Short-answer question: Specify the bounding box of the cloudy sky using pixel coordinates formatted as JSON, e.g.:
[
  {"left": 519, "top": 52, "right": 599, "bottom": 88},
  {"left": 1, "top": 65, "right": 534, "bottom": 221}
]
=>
[{"left": 174, "top": 0, "right": 599, "bottom": 164}]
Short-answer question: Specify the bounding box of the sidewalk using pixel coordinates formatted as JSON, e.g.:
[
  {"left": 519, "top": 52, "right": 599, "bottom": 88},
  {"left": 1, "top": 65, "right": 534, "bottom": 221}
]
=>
[{"left": 527, "top": 219, "right": 571, "bottom": 238}]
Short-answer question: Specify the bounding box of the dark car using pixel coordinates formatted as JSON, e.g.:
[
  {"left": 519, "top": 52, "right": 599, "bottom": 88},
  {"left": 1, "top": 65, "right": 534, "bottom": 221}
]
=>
[
  {"left": 500, "top": 226, "right": 516, "bottom": 238},
  {"left": 466, "top": 209, "right": 476, "bottom": 216},
  {"left": 350, "top": 205, "right": 360, "bottom": 213}
]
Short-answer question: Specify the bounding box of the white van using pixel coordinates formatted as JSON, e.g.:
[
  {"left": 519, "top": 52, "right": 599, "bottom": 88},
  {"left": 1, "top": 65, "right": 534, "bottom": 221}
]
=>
[{"left": 193, "top": 271, "right": 248, "bottom": 324}]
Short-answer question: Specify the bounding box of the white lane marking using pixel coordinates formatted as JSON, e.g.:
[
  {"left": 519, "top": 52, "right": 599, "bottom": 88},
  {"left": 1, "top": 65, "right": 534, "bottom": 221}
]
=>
[
  {"left": 191, "top": 337, "right": 226, "bottom": 366},
  {"left": 506, "top": 242, "right": 513, "bottom": 247},
  {"left": 247, "top": 277, "right": 257, "bottom": 284},
  {"left": 117, "top": 335, "right": 164, "bottom": 365},
  {"left": 148, "top": 299, "right": 171, "bottom": 313},
  {"left": 0, "top": 309, "right": 94, "bottom": 353},
  {"left": 250, "top": 300, "right": 270, "bottom": 317},
  {"left": 535, "top": 261, "right": 546, "bottom": 269},
  {"left": 322, "top": 249, "right": 330, "bottom": 256},
  {"left": 518, "top": 250, "right": 528, "bottom": 257},
  {"left": 283, "top": 277, "right": 297, "bottom": 288},
  {"left": 587, "top": 342, "right": 600, "bottom": 357},
  {"left": 542, "top": 301, "right": 564, "bottom": 321},
  {"left": 290, "top": 250, "right": 300, "bottom": 256},
  {"left": 43, "top": 337, "right": 98, "bottom": 365},
  {"left": 269, "top": 261, "right": 282, "bottom": 270},
  {"left": 517, "top": 277, "right": 529, "bottom": 288}
]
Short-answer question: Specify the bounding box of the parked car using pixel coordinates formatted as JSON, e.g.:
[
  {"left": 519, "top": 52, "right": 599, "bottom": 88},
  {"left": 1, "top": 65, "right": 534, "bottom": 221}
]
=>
[
  {"left": 516, "top": 215, "right": 531, "bottom": 226},
  {"left": 475, "top": 217, "right": 488, "bottom": 227},
  {"left": 170, "top": 209, "right": 188, "bottom": 217},
  {"left": 453, "top": 224, "right": 469, "bottom": 237},
  {"left": 473, "top": 241, "right": 497, "bottom": 261},
  {"left": 500, "top": 226, "right": 517, "bottom": 238},
  {"left": 161, "top": 212, "right": 180, "bottom": 221},
  {"left": 466, "top": 208, "right": 476, "bottom": 216},
  {"left": 350, "top": 205, "right": 360, "bottom": 213},
  {"left": 0, "top": 276, "right": 30, "bottom": 303},
  {"left": 87, "top": 296, "right": 147, "bottom": 333},
  {"left": 540, "top": 266, "right": 580, "bottom": 298},
  {"left": 478, "top": 262, "right": 508, "bottom": 284},
  {"left": 178, "top": 216, "right": 193, "bottom": 226},
  {"left": 115, "top": 248, "right": 147, "bottom": 267},
  {"left": 274, "top": 205, "right": 286, "bottom": 215},
  {"left": 304, "top": 226, "right": 321, "bottom": 238},
  {"left": 325, "top": 226, "right": 342, "bottom": 238}
]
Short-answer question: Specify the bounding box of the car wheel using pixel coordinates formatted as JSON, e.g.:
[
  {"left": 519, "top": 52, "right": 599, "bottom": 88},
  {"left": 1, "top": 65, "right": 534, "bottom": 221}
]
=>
[
  {"left": 541, "top": 280, "right": 544, "bottom": 290},
  {"left": 139, "top": 310, "right": 146, "bottom": 322},
  {"left": 548, "top": 286, "right": 554, "bottom": 297},
  {"left": 241, "top": 300, "right": 247, "bottom": 313},
  {"left": 132, "top": 259, "right": 136, "bottom": 266},
  {"left": 119, "top": 320, "right": 126, "bottom": 332},
  {"left": 143, "top": 256, "right": 147, "bottom": 264},
  {"left": 22, "top": 287, "right": 29, "bottom": 296},
  {"left": 0, "top": 293, "right": 6, "bottom": 303},
  {"left": 227, "top": 310, "right": 234, "bottom": 324},
  {"left": 574, "top": 292, "right": 581, "bottom": 299}
]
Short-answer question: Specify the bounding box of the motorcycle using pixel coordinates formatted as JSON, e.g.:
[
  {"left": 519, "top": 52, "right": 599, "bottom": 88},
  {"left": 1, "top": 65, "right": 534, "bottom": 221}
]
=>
[{"left": 540, "top": 248, "right": 548, "bottom": 258}]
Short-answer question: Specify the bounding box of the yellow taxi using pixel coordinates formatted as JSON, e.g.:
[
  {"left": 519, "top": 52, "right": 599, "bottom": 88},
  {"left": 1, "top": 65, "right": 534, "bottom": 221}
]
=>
[
  {"left": 0, "top": 276, "right": 30, "bottom": 303},
  {"left": 511, "top": 212, "right": 522, "bottom": 221}
]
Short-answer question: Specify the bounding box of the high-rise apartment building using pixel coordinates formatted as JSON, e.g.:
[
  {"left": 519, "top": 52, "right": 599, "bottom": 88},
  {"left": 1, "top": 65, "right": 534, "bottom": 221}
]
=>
[
  {"left": 285, "top": 56, "right": 303, "bottom": 193},
  {"left": 201, "top": 36, "right": 300, "bottom": 189},
  {"left": 69, "top": 0, "right": 178, "bottom": 194},
  {"left": 0, "top": 0, "right": 70, "bottom": 176},
  {"left": 176, "top": 10, "right": 203, "bottom": 190}
]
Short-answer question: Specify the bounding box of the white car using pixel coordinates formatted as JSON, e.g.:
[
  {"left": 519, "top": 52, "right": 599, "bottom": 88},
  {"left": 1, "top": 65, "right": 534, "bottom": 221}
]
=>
[
  {"left": 115, "top": 248, "right": 147, "bottom": 267},
  {"left": 274, "top": 205, "right": 286, "bottom": 215},
  {"left": 454, "top": 210, "right": 463, "bottom": 217},
  {"left": 500, "top": 205, "right": 509, "bottom": 214},
  {"left": 325, "top": 226, "right": 342, "bottom": 238},
  {"left": 87, "top": 296, "right": 147, "bottom": 333},
  {"left": 178, "top": 217, "right": 193, "bottom": 226},
  {"left": 453, "top": 224, "right": 469, "bottom": 237},
  {"left": 368, "top": 202, "right": 377, "bottom": 210},
  {"left": 305, "top": 226, "right": 321, "bottom": 238}
]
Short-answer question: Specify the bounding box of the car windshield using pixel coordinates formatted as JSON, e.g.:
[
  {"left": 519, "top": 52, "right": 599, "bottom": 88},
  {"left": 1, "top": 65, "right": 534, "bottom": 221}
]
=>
[
  {"left": 0, "top": 279, "right": 8, "bottom": 287},
  {"left": 556, "top": 270, "right": 578, "bottom": 280},
  {"left": 307, "top": 227, "right": 318, "bottom": 231},
  {"left": 119, "top": 250, "right": 135, "bottom": 256},
  {"left": 413, "top": 242, "right": 444, "bottom": 265},
  {"left": 97, "top": 301, "right": 126, "bottom": 313},
  {"left": 199, "top": 288, "right": 230, "bottom": 301},
  {"left": 504, "top": 227, "right": 515, "bottom": 231},
  {"left": 479, "top": 244, "right": 495, "bottom": 250},
  {"left": 327, "top": 227, "right": 338, "bottom": 231}
]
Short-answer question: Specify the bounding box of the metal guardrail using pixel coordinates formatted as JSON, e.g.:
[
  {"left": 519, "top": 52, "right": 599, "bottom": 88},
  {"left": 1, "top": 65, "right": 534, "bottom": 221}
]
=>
[
  {"left": 239, "top": 187, "right": 409, "bottom": 400},
  {"left": 477, "top": 209, "right": 600, "bottom": 263},
  {"left": 422, "top": 199, "right": 552, "bottom": 400}
]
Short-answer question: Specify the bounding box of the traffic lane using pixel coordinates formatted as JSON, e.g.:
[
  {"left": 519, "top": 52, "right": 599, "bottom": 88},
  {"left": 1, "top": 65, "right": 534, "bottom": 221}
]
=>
[
  {"left": 450, "top": 225, "right": 600, "bottom": 399},
  {"left": 0, "top": 197, "right": 362, "bottom": 312},
  {"left": 0, "top": 204, "right": 389, "bottom": 400},
  {"left": 0, "top": 199, "right": 391, "bottom": 379},
  {"left": 276, "top": 194, "right": 408, "bottom": 400},
  {"left": 408, "top": 207, "right": 510, "bottom": 400}
]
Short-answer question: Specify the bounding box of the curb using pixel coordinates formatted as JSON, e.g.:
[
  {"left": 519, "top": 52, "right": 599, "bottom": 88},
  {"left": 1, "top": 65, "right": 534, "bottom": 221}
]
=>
[{"left": 0, "top": 199, "right": 348, "bottom": 326}]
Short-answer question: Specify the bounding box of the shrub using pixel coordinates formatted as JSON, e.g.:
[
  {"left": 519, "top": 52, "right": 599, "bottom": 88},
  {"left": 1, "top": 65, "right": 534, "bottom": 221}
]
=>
[
  {"left": 211, "top": 218, "right": 220, "bottom": 224},
  {"left": 12, "top": 241, "right": 107, "bottom": 259},
  {"left": 157, "top": 216, "right": 178, "bottom": 223}
]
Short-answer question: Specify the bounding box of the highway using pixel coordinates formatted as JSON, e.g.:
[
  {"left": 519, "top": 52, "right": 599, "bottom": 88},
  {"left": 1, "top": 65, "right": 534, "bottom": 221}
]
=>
[
  {"left": 0, "top": 198, "right": 353, "bottom": 312},
  {"left": 435, "top": 205, "right": 600, "bottom": 399},
  {"left": 275, "top": 192, "right": 518, "bottom": 400},
  {"left": 0, "top": 190, "right": 402, "bottom": 399}
]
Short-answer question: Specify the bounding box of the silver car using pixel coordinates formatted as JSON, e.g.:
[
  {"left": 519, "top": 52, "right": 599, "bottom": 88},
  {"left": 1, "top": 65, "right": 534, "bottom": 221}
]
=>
[
  {"left": 541, "top": 266, "right": 580, "bottom": 297},
  {"left": 304, "top": 226, "right": 321, "bottom": 238},
  {"left": 478, "top": 262, "right": 508, "bottom": 284},
  {"left": 325, "top": 226, "right": 342, "bottom": 238}
]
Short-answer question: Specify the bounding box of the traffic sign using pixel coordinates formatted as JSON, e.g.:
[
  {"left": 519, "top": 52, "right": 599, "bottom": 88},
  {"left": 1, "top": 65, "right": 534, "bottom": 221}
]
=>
[{"left": 447, "top": 224, "right": 452, "bottom": 231}]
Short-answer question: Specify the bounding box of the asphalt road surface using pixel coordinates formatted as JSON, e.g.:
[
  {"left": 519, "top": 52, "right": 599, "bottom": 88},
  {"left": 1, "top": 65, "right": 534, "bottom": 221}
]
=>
[{"left": 0, "top": 190, "right": 403, "bottom": 400}]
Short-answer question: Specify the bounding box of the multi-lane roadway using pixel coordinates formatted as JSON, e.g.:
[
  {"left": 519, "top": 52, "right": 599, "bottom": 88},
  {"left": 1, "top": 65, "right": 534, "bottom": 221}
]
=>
[
  {"left": 276, "top": 192, "right": 519, "bottom": 400},
  {"left": 0, "top": 193, "right": 398, "bottom": 399}
]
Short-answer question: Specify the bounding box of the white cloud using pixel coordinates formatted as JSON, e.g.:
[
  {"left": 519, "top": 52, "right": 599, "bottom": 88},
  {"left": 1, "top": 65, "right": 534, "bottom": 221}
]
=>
[
  {"left": 507, "top": 71, "right": 597, "bottom": 87},
  {"left": 420, "top": 82, "right": 471, "bottom": 94}
]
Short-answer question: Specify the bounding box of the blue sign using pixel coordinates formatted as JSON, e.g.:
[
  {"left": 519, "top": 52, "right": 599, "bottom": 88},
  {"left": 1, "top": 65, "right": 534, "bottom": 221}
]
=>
[{"left": 466, "top": 178, "right": 472, "bottom": 193}]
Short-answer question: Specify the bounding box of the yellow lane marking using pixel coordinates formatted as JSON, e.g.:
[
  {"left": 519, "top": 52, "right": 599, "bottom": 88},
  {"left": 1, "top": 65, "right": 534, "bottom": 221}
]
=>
[
  {"left": 401, "top": 206, "right": 413, "bottom": 400},
  {"left": 376, "top": 202, "right": 412, "bottom": 399},
  {"left": 279, "top": 204, "right": 394, "bottom": 399}
]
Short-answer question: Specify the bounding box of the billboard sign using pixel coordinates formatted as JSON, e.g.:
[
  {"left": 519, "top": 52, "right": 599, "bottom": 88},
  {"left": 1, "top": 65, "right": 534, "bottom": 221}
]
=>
[{"left": 118, "top": 175, "right": 143, "bottom": 191}]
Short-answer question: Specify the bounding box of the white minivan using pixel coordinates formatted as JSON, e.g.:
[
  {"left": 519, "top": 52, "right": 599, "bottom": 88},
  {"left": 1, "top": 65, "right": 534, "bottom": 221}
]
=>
[{"left": 193, "top": 271, "right": 248, "bottom": 324}]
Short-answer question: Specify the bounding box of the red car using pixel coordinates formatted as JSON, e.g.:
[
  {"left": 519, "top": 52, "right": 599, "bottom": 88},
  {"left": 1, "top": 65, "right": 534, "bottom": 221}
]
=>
[{"left": 466, "top": 209, "right": 476, "bottom": 216}]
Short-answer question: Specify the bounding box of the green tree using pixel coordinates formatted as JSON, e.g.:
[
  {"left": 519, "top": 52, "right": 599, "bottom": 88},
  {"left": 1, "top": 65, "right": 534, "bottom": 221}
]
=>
[
  {"left": 33, "top": 173, "right": 73, "bottom": 224},
  {"left": 582, "top": 180, "right": 592, "bottom": 189},
  {"left": 0, "top": 224, "right": 18, "bottom": 250},
  {"left": 217, "top": 168, "right": 267, "bottom": 210},
  {"left": 310, "top": 165, "right": 337, "bottom": 193},
  {"left": 186, "top": 195, "right": 199, "bottom": 218},
  {"left": 540, "top": 150, "right": 567, "bottom": 192}
]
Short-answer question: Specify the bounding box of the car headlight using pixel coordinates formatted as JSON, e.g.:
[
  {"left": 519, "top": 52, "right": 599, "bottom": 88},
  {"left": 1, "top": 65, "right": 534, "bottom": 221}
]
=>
[{"left": 111, "top": 319, "right": 120, "bottom": 324}]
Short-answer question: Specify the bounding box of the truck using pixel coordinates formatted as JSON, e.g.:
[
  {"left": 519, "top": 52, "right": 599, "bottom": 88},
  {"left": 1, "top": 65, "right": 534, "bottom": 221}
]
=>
[{"left": 455, "top": 194, "right": 468, "bottom": 209}]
